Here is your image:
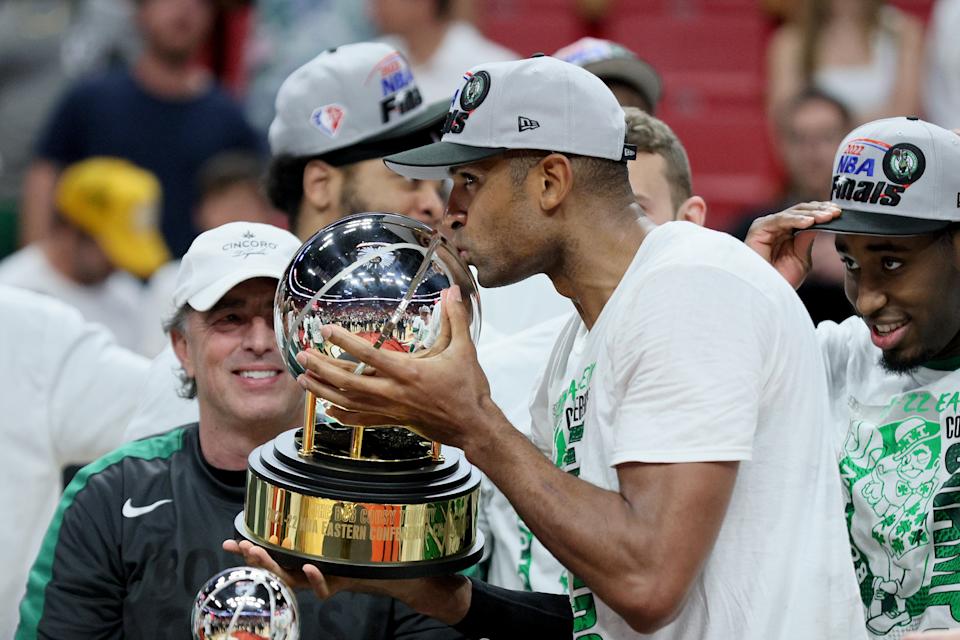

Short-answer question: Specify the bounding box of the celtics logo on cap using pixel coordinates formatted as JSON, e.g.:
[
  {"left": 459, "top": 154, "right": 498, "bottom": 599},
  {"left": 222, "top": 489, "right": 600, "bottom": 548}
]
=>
[
  {"left": 460, "top": 71, "right": 491, "bottom": 111},
  {"left": 882, "top": 143, "right": 926, "bottom": 185}
]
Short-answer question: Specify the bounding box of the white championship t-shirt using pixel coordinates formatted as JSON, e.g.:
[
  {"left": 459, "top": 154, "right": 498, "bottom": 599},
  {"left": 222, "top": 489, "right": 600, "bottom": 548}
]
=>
[
  {"left": 819, "top": 316, "right": 960, "bottom": 636},
  {"left": 529, "top": 222, "right": 865, "bottom": 639}
]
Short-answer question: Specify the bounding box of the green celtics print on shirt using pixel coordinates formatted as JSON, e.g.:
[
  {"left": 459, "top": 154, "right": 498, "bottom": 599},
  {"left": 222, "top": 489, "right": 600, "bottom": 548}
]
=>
[
  {"left": 840, "top": 389, "right": 960, "bottom": 636},
  {"left": 551, "top": 362, "right": 603, "bottom": 639}
]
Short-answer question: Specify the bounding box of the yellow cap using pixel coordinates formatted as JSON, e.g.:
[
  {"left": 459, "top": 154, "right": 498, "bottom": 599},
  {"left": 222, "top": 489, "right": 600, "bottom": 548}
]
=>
[{"left": 56, "top": 157, "right": 170, "bottom": 278}]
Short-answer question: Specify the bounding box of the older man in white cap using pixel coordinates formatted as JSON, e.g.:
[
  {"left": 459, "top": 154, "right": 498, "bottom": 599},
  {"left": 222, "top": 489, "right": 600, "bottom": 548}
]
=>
[{"left": 16, "top": 221, "right": 463, "bottom": 639}]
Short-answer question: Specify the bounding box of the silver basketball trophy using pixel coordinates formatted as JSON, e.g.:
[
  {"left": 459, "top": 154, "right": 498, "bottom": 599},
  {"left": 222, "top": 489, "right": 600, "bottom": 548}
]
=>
[
  {"left": 192, "top": 566, "right": 299, "bottom": 639},
  {"left": 234, "top": 213, "right": 484, "bottom": 578}
]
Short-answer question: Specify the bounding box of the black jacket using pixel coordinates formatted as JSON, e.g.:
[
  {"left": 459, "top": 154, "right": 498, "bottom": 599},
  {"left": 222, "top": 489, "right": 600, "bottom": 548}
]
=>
[{"left": 15, "top": 425, "right": 463, "bottom": 639}]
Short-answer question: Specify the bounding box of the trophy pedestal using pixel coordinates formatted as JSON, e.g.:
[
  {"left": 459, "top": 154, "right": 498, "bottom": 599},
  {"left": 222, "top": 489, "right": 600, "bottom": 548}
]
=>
[{"left": 236, "top": 426, "right": 484, "bottom": 579}]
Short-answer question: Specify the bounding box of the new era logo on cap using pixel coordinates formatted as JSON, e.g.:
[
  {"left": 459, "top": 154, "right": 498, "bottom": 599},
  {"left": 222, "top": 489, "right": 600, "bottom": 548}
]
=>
[
  {"left": 518, "top": 116, "right": 540, "bottom": 132},
  {"left": 384, "top": 56, "right": 631, "bottom": 180},
  {"left": 813, "top": 116, "right": 960, "bottom": 236}
]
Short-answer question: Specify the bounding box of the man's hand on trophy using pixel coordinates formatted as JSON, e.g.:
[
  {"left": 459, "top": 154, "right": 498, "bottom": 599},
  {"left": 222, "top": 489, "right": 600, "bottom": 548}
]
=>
[
  {"left": 744, "top": 201, "right": 840, "bottom": 289},
  {"left": 222, "top": 539, "right": 474, "bottom": 625},
  {"left": 293, "top": 285, "right": 498, "bottom": 452}
]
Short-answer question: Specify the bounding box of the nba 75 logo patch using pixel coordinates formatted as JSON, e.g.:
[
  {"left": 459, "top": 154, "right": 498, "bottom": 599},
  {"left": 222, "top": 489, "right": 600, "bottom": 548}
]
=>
[{"left": 310, "top": 104, "right": 346, "bottom": 138}]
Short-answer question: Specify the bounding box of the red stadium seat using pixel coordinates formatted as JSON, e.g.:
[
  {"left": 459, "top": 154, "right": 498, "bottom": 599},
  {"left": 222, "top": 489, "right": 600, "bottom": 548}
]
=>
[{"left": 476, "top": 0, "right": 588, "bottom": 56}]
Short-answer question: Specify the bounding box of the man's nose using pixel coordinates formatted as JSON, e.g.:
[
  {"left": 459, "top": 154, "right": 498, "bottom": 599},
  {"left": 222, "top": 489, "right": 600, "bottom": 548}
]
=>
[
  {"left": 243, "top": 316, "right": 275, "bottom": 354},
  {"left": 408, "top": 181, "right": 445, "bottom": 228},
  {"left": 852, "top": 278, "right": 887, "bottom": 319}
]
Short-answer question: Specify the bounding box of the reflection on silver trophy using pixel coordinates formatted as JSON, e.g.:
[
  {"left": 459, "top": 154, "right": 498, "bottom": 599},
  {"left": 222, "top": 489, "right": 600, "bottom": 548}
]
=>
[
  {"left": 234, "top": 212, "right": 486, "bottom": 578},
  {"left": 192, "top": 566, "right": 299, "bottom": 640}
]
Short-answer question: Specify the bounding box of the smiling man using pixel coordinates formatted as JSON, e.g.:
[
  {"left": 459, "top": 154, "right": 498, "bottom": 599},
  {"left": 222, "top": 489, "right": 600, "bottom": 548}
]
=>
[
  {"left": 747, "top": 117, "right": 960, "bottom": 637},
  {"left": 15, "top": 222, "right": 462, "bottom": 639},
  {"left": 269, "top": 56, "right": 863, "bottom": 639}
]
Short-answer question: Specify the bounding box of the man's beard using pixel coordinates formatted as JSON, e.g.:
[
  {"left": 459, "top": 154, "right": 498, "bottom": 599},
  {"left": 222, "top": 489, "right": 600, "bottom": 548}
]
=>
[
  {"left": 339, "top": 171, "right": 369, "bottom": 217},
  {"left": 879, "top": 347, "right": 937, "bottom": 375}
]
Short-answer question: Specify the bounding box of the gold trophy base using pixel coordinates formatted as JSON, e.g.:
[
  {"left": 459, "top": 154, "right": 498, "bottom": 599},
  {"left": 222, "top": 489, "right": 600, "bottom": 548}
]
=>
[{"left": 236, "top": 427, "right": 484, "bottom": 579}]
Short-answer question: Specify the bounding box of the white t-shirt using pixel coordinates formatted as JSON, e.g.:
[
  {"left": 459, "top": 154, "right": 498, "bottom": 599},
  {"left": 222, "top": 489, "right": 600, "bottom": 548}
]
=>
[
  {"left": 0, "top": 245, "right": 146, "bottom": 353},
  {"left": 123, "top": 345, "right": 200, "bottom": 442},
  {"left": 819, "top": 316, "right": 960, "bottom": 635},
  {"left": 529, "top": 223, "right": 864, "bottom": 639},
  {"left": 477, "top": 314, "right": 571, "bottom": 594},
  {"left": 382, "top": 21, "right": 517, "bottom": 103},
  {"left": 0, "top": 285, "right": 149, "bottom": 636}
]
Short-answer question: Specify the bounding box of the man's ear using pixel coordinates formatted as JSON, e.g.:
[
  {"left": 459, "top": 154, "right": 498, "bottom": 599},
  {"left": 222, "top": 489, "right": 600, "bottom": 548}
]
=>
[
  {"left": 537, "top": 154, "right": 574, "bottom": 213},
  {"left": 302, "top": 160, "right": 342, "bottom": 214},
  {"left": 675, "top": 195, "right": 707, "bottom": 227},
  {"left": 171, "top": 326, "right": 195, "bottom": 379}
]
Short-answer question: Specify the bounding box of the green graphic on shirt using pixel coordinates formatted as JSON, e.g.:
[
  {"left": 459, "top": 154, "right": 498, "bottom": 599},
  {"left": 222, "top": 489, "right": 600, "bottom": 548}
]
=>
[
  {"left": 552, "top": 364, "right": 601, "bottom": 638},
  {"left": 840, "top": 391, "right": 960, "bottom": 635},
  {"left": 571, "top": 574, "right": 603, "bottom": 640},
  {"left": 517, "top": 520, "right": 533, "bottom": 591}
]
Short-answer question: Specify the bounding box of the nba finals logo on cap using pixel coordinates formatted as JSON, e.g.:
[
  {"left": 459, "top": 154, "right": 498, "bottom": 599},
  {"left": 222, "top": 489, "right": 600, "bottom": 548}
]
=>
[
  {"left": 368, "top": 51, "right": 422, "bottom": 124},
  {"left": 311, "top": 104, "right": 346, "bottom": 138},
  {"left": 831, "top": 137, "right": 915, "bottom": 207},
  {"left": 813, "top": 117, "right": 960, "bottom": 236}
]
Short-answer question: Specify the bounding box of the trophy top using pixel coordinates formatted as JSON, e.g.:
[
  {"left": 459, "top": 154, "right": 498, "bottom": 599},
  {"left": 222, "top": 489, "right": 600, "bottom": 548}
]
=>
[
  {"left": 274, "top": 212, "right": 481, "bottom": 379},
  {"left": 192, "top": 566, "right": 299, "bottom": 640}
]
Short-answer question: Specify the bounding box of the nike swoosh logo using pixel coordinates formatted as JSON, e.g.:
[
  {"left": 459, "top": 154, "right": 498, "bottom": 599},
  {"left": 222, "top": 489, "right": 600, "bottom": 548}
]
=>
[{"left": 122, "top": 498, "right": 172, "bottom": 518}]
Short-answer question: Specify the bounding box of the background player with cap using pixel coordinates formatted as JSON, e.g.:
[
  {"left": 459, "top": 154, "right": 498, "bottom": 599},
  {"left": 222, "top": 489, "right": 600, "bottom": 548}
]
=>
[
  {"left": 265, "top": 42, "right": 448, "bottom": 240},
  {"left": 747, "top": 116, "right": 960, "bottom": 637},
  {"left": 233, "top": 55, "right": 863, "bottom": 639},
  {"left": 554, "top": 37, "right": 662, "bottom": 114}
]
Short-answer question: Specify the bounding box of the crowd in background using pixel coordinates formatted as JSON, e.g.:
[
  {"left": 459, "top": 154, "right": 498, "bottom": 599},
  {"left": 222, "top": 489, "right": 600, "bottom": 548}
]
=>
[{"left": 1, "top": 0, "right": 955, "bottom": 349}]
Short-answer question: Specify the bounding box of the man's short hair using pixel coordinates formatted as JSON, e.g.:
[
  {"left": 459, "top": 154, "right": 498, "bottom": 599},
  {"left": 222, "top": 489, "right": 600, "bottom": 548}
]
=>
[
  {"left": 507, "top": 150, "right": 630, "bottom": 200},
  {"left": 162, "top": 304, "right": 197, "bottom": 399},
  {"left": 623, "top": 108, "right": 693, "bottom": 210},
  {"left": 265, "top": 154, "right": 311, "bottom": 230},
  {"left": 198, "top": 151, "right": 264, "bottom": 202}
]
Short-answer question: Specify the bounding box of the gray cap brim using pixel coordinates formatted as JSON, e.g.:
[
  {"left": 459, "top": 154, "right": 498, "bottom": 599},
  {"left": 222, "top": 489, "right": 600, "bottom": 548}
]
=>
[
  {"left": 812, "top": 208, "right": 951, "bottom": 236},
  {"left": 365, "top": 99, "right": 450, "bottom": 145},
  {"left": 384, "top": 141, "right": 507, "bottom": 180}
]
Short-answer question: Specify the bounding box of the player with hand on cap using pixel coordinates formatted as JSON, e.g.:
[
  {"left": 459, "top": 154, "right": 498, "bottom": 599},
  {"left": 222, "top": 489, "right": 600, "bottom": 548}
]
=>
[
  {"left": 266, "top": 42, "right": 447, "bottom": 240},
  {"left": 747, "top": 117, "right": 960, "bottom": 637},
  {"left": 230, "top": 55, "right": 863, "bottom": 640}
]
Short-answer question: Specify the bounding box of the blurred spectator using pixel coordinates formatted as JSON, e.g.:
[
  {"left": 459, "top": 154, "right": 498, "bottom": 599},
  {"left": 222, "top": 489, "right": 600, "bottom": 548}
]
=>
[
  {"left": 244, "top": 0, "right": 374, "bottom": 131},
  {"left": 554, "top": 37, "right": 662, "bottom": 114},
  {"left": 734, "top": 88, "right": 853, "bottom": 324},
  {"left": 623, "top": 108, "right": 706, "bottom": 225},
  {"left": 21, "top": 0, "right": 264, "bottom": 257},
  {"left": 924, "top": 0, "right": 960, "bottom": 130},
  {"left": 0, "top": 285, "right": 150, "bottom": 640},
  {"left": 140, "top": 151, "right": 283, "bottom": 356},
  {"left": 0, "top": 157, "right": 168, "bottom": 353},
  {"left": 194, "top": 150, "right": 283, "bottom": 231},
  {"left": 373, "top": 0, "right": 516, "bottom": 102},
  {"left": 766, "top": 0, "right": 923, "bottom": 124},
  {"left": 0, "top": 0, "right": 138, "bottom": 260}
]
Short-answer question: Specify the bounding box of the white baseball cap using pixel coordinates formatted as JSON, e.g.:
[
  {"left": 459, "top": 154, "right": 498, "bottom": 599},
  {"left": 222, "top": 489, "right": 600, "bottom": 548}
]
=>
[
  {"left": 269, "top": 42, "right": 448, "bottom": 161},
  {"left": 554, "top": 37, "right": 662, "bottom": 114},
  {"left": 173, "top": 222, "right": 302, "bottom": 311},
  {"left": 814, "top": 116, "right": 960, "bottom": 235},
  {"left": 383, "top": 55, "right": 634, "bottom": 180}
]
